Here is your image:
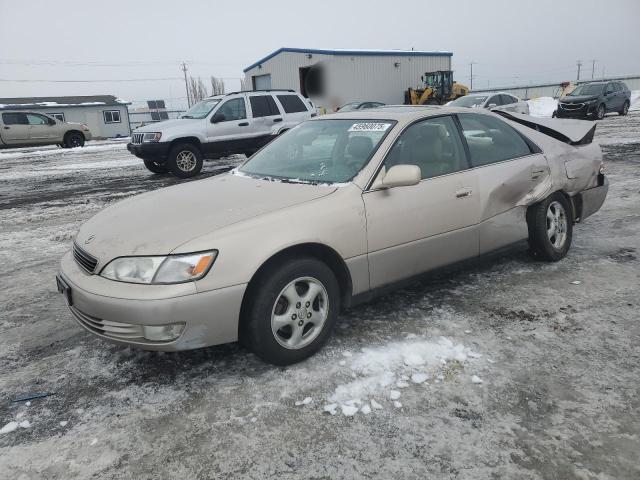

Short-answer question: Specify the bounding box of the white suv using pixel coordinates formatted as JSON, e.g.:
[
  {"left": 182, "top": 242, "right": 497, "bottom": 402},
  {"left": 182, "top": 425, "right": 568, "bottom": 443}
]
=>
[{"left": 128, "top": 90, "right": 315, "bottom": 177}]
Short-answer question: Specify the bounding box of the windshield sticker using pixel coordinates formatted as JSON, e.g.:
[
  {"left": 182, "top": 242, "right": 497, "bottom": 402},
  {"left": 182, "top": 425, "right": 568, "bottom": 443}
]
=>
[{"left": 348, "top": 122, "right": 392, "bottom": 132}]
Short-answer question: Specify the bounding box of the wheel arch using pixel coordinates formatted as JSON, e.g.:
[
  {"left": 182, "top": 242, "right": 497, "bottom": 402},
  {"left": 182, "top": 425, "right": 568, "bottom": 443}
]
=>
[
  {"left": 169, "top": 136, "right": 203, "bottom": 151},
  {"left": 238, "top": 242, "right": 354, "bottom": 337},
  {"left": 64, "top": 129, "right": 85, "bottom": 140},
  {"left": 526, "top": 189, "right": 575, "bottom": 227}
]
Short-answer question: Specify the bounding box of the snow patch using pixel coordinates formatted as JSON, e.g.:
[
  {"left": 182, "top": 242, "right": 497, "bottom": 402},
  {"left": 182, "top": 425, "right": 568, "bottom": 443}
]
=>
[
  {"left": 0, "top": 421, "right": 19, "bottom": 434},
  {"left": 527, "top": 97, "right": 558, "bottom": 117},
  {"left": 294, "top": 397, "right": 312, "bottom": 406},
  {"left": 630, "top": 90, "right": 640, "bottom": 111},
  {"left": 471, "top": 375, "right": 483, "bottom": 384}
]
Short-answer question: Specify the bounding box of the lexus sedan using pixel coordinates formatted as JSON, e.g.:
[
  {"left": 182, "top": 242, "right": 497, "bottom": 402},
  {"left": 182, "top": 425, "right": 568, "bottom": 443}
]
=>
[{"left": 57, "top": 107, "right": 608, "bottom": 365}]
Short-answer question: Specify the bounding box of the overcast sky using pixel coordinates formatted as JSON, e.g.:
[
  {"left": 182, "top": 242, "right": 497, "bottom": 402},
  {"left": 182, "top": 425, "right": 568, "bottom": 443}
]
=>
[{"left": 1, "top": 0, "right": 638, "bottom": 109}]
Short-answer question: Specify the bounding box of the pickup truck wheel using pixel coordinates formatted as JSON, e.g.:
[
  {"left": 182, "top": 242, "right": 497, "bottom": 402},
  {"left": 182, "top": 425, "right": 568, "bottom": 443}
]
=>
[
  {"left": 527, "top": 193, "right": 573, "bottom": 262},
  {"left": 143, "top": 159, "right": 168, "bottom": 174},
  {"left": 242, "top": 256, "right": 340, "bottom": 365},
  {"left": 167, "top": 143, "right": 202, "bottom": 178},
  {"left": 63, "top": 132, "right": 85, "bottom": 148},
  {"left": 619, "top": 101, "right": 630, "bottom": 116}
]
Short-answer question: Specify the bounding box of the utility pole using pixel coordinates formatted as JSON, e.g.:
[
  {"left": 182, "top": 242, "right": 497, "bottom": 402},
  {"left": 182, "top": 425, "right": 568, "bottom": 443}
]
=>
[
  {"left": 469, "top": 61, "right": 475, "bottom": 91},
  {"left": 181, "top": 62, "right": 190, "bottom": 108},
  {"left": 576, "top": 60, "right": 582, "bottom": 81},
  {"left": 591, "top": 59, "right": 596, "bottom": 79}
]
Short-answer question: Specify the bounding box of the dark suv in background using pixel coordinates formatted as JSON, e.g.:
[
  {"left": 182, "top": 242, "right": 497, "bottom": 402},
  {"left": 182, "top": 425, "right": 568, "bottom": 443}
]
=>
[{"left": 555, "top": 81, "right": 631, "bottom": 119}]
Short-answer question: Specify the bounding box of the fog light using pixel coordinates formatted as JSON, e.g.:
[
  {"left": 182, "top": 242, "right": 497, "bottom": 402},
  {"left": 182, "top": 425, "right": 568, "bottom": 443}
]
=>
[{"left": 142, "top": 323, "right": 185, "bottom": 342}]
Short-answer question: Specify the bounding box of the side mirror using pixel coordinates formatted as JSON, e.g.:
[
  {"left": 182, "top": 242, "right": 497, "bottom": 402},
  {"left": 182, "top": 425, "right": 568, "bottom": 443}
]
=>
[
  {"left": 487, "top": 103, "right": 498, "bottom": 108},
  {"left": 211, "top": 112, "right": 226, "bottom": 123},
  {"left": 377, "top": 165, "right": 421, "bottom": 189},
  {"left": 48, "top": 118, "right": 56, "bottom": 125}
]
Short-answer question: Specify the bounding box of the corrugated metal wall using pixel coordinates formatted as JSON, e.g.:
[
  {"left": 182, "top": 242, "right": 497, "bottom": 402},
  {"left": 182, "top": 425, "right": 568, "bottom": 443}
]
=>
[{"left": 244, "top": 52, "right": 451, "bottom": 108}]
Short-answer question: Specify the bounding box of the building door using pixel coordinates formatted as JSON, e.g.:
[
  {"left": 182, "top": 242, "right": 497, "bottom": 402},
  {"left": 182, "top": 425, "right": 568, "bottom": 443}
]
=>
[{"left": 252, "top": 74, "right": 272, "bottom": 90}]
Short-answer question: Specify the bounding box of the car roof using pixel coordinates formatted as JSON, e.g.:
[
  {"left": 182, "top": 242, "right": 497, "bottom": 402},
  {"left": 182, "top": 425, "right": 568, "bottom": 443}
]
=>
[{"left": 316, "top": 105, "right": 490, "bottom": 122}]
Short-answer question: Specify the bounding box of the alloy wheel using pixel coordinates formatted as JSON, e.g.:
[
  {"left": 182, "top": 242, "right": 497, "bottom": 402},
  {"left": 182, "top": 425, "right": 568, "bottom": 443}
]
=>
[
  {"left": 175, "top": 150, "right": 196, "bottom": 172},
  {"left": 271, "top": 276, "right": 329, "bottom": 350},
  {"left": 546, "top": 201, "right": 568, "bottom": 249}
]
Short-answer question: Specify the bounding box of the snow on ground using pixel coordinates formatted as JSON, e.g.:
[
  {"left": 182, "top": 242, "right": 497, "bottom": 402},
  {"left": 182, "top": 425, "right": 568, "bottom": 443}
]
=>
[
  {"left": 0, "top": 142, "right": 127, "bottom": 161},
  {"left": 527, "top": 96, "right": 558, "bottom": 117}
]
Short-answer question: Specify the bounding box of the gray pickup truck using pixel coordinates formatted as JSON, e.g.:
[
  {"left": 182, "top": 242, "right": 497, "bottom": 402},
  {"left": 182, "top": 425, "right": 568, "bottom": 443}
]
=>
[{"left": 0, "top": 111, "right": 92, "bottom": 148}]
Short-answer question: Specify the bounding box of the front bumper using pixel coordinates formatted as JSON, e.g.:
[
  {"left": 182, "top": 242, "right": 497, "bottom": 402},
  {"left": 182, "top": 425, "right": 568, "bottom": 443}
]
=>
[
  {"left": 578, "top": 175, "right": 608, "bottom": 222},
  {"left": 57, "top": 252, "right": 246, "bottom": 351},
  {"left": 556, "top": 102, "right": 598, "bottom": 118},
  {"left": 126, "top": 142, "right": 171, "bottom": 162}
]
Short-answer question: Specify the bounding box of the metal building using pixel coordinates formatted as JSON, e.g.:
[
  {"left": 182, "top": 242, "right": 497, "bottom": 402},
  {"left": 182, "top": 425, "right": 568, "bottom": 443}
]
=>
[
  {"left": 0, "top": 95, "right": 131, "bottom": 139},
  {"left": 243, "top": 48, "right": 453, "bottom": 109}
]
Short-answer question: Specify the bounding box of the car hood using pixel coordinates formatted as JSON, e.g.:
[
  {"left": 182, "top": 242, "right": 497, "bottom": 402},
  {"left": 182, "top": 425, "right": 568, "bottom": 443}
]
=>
[
  {"left": 134, "top": 118, "right": 202, "bottom": 133},
  {"left": 75, "top": 173, "right": 337, "bottom": 264},
  {"left": 560, "top": 95, "right": 598, "bottom": 103}
]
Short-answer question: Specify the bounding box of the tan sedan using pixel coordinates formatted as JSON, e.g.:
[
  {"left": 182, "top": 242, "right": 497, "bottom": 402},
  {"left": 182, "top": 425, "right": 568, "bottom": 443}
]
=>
[{"left": 57, "top": 107, "right": 608, "bottom": 364}]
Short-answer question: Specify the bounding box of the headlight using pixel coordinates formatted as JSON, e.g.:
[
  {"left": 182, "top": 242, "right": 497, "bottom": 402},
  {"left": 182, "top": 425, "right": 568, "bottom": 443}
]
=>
[
  {"left": 100, "top": 251, "right": 217, "bottom": 284},
  {"left": 142, "top": 132, "right": 162, "bottom": 143}
]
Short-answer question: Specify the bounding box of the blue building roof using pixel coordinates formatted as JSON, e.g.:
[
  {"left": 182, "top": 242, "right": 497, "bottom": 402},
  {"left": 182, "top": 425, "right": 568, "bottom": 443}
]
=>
[{"left": 243, "top": 47, "right": 453, "bottom": 73}]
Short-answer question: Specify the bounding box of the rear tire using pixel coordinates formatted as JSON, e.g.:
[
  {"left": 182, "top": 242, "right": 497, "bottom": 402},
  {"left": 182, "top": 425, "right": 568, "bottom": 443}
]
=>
[
  {"left": 527, "top": 192, "right": 573, "bottom": 262},
  {"left": 242, "top": 256, "right": 340, "bottom": 365},
  {"left": 167, "top": 143, "right": 203, "bottom": 178},
  {"left": 619, "top": 101, "right": 630, "bottom": 116},
  {"left": 63, "top": 132, "right": 85, "bottom": 148},
  {"left": 143, "top": 158, "right": 168, "bottom": 174}
]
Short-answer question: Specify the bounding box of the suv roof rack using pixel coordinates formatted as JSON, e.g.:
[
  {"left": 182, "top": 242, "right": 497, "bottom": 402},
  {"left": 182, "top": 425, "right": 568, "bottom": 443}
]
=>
[{"left": 224, "top": 89, "right": 296, "bottom": 96}]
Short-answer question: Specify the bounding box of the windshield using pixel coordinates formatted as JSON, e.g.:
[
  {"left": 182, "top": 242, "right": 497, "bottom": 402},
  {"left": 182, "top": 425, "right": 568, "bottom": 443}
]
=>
[
  {"left": 449, "top": 95, "right": 488, "bottom": 108},
  {"left": 180, "top": 98, "right": 221, "bottom": 119},
  {"left": 569, "top": 84, "right": 604, "bottom": 96},
  {"left": 238, "top": 119, "right": 395, "bottom": 184}
]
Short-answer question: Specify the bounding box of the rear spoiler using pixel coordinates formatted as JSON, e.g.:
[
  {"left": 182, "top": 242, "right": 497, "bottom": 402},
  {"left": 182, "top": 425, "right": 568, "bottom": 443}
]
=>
[{"left": 493, "top": 110, "right": 596, "bottom": 145}]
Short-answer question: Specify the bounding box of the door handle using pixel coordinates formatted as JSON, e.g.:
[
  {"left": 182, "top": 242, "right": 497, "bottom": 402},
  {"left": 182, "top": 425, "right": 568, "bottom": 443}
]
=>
[
  {"left": 455, "top": 188, "right": 472, "bottom": 198},
  {"left": 238, "top": 122, "right": 249, "bottom": 126},
  {"left": 273, "top": 118, "right": 283, "bottom": 123},
  {"left": 531, "top": 168, "right": 546, "bottom": 179}
]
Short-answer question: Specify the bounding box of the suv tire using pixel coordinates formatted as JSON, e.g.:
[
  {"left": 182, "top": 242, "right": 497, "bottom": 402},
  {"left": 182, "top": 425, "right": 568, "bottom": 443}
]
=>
[
  {"left": 242, "top": 256, "right": 340, "bottom": 365},
  {"left": 595, "top": 103, "right": 606, "bottom": 120},
  {"left": 167, "top": 143, "right": 203, "bottom": 178},
  {"left": 619, "top": 100, "right": 630, "bottom": 116},
  {"left": 527, "top": 192, "right": 573, "bottom": 262},
  {"left": 63, "top": 131, "right": 85, "bottom": 148},
  {"left": 143, "top": 158, "right": 168, "bottom": 174}
]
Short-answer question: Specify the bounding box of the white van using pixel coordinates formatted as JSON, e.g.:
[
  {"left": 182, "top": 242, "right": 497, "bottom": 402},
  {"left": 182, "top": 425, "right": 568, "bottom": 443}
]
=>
[{"left": 128, "top": 90, "right": 315, "bottom": 177}]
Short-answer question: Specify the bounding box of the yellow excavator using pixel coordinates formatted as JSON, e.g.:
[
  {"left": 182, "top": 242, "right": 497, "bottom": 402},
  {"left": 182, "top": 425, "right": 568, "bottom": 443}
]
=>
[{"left": 404, "top": 70, "right": 469, "bottom": 105}]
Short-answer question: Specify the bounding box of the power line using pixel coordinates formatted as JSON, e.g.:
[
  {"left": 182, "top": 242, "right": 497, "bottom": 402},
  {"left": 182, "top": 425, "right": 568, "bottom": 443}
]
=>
[{"left": 0, "top": 77, "right": 184, "bottom": 83}]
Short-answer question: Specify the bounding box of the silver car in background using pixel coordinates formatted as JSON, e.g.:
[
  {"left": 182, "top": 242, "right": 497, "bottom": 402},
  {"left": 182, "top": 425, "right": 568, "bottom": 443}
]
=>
[
  {"left": 449, "top": 92, "right": 530, "bottom": 115},
  {"left": 57, "top": 107, "right": 607, "bottom": 365}
]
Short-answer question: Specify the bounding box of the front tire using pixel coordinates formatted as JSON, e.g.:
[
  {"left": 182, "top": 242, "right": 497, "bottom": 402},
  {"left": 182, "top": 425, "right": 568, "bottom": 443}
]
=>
[
  {"left": 143, "top": 158, "right": 168, "bottom": 174},
  {"left": 243, "top": 256, "right": 340, "bottom": 365},
  {"left": 595, "top": 103, "right": 606, "bottom": 120},
  {"left": 619, "top": 100, "right": 630, "bottom": 116},
  {"left": 167, "top": 143, "right": 203, "bottom": 178},
  {"left": 527, "top": 193, "right": 573, "bottom": 262}
]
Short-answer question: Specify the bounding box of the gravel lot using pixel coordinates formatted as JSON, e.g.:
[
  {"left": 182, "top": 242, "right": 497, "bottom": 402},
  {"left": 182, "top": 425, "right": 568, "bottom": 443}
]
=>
[{"left": 1, "top": 114, "right": 639, "bottom": 480}]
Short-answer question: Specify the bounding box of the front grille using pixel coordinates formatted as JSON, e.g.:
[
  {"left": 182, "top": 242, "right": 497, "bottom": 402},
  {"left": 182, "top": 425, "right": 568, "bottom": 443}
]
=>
[
  {"left": 70, "top": 306, "right": 146, "bottom": 341},
  {"left": 73, "top": 242, "right": 98, "bottom": 274},
  {"left": 132, "top": 133, "right": 144, "bottom": 144},
  {"left": 560, "top": 102, "right": 584, "bottom": 110}
]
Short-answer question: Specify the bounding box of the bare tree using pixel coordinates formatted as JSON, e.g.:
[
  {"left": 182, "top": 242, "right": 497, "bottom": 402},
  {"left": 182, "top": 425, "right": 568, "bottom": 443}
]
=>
[
  {"left": 210, "top": 76, "right": 225, "bottom": 96},
  {"left": 188, "top": 76, "right": 208, "bottom": 105}
]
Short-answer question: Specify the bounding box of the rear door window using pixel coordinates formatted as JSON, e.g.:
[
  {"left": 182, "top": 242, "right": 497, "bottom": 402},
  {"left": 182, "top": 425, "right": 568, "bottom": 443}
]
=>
[
  {"left": 458, "top": 113, "right": 532, "bottom": 167},
  {"left": 276, "top": 94, "right": 308, "bottom": 113},
  {"left": 249, "top": 95, "right": 281, "bottom": 118},
  {"left": 2, "top": 112, "right": 28, "bottom": 125}
]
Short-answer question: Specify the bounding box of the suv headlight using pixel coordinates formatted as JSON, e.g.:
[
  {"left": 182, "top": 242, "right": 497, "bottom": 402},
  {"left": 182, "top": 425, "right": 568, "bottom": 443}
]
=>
[
  {"left": 100, "top": 251, "right": 217, "bottom": 284},
  {"left": 142, "top": 132, "right": 162, "bottom": 143}
]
